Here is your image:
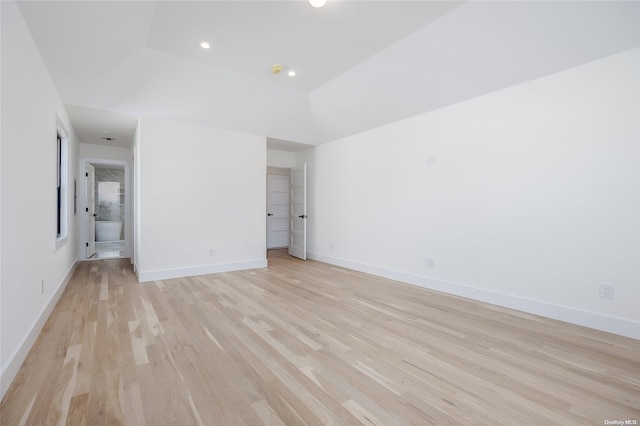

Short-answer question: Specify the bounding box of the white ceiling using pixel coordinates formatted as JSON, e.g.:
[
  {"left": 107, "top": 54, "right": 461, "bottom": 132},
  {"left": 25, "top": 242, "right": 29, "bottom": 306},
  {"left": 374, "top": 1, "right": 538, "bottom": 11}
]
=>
[
  {"left": 65, "top": 105, "right": 139, "bottom": 148},
  {"left": 145, "top": 1, "right": 463, "bottom": 91},
  {"left": 14, "top": 1, "right": 640, "bottom": 149}
]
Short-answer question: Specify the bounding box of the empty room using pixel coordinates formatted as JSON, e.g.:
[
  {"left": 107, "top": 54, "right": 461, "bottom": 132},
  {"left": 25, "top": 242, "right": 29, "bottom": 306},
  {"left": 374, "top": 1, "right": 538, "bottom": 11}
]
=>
[{"left": 1, "top": 0, "right": 639, "bottom": 424}]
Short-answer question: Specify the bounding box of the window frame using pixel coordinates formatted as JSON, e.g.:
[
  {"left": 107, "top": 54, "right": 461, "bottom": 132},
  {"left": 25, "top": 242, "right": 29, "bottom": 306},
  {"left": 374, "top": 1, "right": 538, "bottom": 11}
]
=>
[{"left": 55, "top": 121, "right": 69, "bottom": 248}]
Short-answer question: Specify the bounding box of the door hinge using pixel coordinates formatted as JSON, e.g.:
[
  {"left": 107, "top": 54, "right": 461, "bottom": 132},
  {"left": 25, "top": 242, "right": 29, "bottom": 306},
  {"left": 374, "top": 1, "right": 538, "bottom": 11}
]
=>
[
  {"left": 85, "top": 172, "right": 88, "bottom": 177},
  {"left": 86, "top": 242, "right": 89, "bottom": 247},
  {"left": 85, "top": 207, "right": 89, "bottom": 212}
]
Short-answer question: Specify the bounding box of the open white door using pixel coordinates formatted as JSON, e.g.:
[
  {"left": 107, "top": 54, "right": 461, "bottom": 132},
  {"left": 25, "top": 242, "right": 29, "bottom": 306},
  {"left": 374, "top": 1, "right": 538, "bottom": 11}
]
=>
[
  {"left": 86, "top": 164, "right": 96, "bottom": 259},
  {"left": 289, "top": 164, "right": 307, "bottom": 260}
]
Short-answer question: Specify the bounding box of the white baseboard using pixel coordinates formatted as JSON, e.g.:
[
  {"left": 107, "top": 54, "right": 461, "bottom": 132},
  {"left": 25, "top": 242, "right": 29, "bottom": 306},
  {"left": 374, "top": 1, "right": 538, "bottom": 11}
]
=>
[
  {"left": 1, "top": 260, "right": 79, "bottom": 399},
  {"left": 137, "top": 259, "right": 268, "bottom": 282},
  {"left": 308, "top": 252, "right": 640, "bottom": 340}
]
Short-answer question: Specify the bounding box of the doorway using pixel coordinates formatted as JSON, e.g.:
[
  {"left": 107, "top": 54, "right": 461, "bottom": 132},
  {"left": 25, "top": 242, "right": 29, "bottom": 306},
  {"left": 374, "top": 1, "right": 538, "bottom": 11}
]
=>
[
  {"left": 266, "top": 164, "right": 307, "bottom": 260},
  {"left": 80, "top": 158, "right": 131, "bottom": 260}
]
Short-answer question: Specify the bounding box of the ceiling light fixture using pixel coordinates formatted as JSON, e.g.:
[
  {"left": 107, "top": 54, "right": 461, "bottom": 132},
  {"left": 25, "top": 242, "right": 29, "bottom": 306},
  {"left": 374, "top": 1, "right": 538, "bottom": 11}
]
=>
[
  {"left": 272, "top": 64, "right": 284, "bottom": 74},
  {"left": 200, "top": 41, "right": 210, "bottom": 49},
  {"left": 308, "top": 0, "right": 327, "bottom": 7},
  {"left": 287, "top": 70, "right": 296, "bottom": 77}
]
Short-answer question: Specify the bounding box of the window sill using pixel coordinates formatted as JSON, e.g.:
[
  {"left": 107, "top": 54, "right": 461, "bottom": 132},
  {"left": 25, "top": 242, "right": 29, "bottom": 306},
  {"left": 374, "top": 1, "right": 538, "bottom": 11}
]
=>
[{"left": 55, "top": 235, "right": 68, "bottom": 250}]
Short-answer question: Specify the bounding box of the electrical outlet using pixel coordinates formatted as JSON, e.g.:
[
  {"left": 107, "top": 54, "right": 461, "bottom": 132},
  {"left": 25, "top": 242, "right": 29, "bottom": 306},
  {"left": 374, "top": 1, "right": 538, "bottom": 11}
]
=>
[
  {"left": 425, "top": 257, "right": 435, "bottom": 268},
  {"left": 599, "top": 283, "right": 614, "bottom": 299},
  {"left": 209, "top": 248, "right": 216, "bottom": 257}
]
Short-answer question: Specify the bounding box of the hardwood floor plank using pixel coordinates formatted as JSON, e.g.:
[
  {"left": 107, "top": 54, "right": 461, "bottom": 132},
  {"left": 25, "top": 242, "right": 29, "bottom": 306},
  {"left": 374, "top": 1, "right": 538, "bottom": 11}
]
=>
[
  {"left": 2, "top": 256, "right": 639, "bottom": 425},
  {"left": 66, "top": 393, "right": 88, "bottom": 426},
  {"left": 122, "top": 383, "right": 145, "bottom": 426},
  {"left": 52, "top": 344, "right": 81, "bottom": 426}
]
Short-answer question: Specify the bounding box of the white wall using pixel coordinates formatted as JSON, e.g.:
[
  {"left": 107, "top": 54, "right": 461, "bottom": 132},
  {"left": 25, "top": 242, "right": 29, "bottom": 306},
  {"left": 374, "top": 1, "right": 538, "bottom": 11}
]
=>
[
  {"left": 136, "top": 117, "right": 267, "bottom": 281},
  {"left": 267, "top": 149, "right": 296, "bottom": 168},
  {"left": 79, "top": 143, "right": 131, "bottom": 162},
  {"left": 300, "top": 48, "right": 640, "bottom": 339},
  {"left": 1, "top": 0, "right": 79, "bottom": 397}
]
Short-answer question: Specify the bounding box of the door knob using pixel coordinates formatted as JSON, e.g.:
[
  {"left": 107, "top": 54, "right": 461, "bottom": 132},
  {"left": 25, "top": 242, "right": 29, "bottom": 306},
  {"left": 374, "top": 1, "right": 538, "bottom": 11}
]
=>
[
  {"left": 267, "top": 213, "right": 274, "bottom": 216},
  {"left": 298, "top": 215, "right": 308, "bottom": 219}
]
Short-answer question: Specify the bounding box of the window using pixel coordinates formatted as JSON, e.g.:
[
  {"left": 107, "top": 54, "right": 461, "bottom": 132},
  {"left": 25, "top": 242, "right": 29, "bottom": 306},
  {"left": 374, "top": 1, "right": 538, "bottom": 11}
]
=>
[
  {"left": 56, "top": 123, "right": 68, "bottom": 244},
  {"left": 56, "top": 133, "right": 62, "bottom": 236}
]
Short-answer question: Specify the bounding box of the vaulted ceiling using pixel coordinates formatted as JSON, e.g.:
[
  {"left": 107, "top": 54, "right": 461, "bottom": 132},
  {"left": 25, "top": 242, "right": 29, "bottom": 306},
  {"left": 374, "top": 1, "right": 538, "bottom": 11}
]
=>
[{"left": 15, "top": 1, "right": 640, "bottom": 149}]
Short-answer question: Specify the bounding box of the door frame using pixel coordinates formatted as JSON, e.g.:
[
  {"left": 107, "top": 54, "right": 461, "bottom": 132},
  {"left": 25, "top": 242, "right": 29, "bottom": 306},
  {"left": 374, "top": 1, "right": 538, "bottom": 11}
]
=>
[
  {"left": 86, "top": 164, "right": 96, "bottom": 259},
  {"left": 79, "top": 157, "right": 132, "bottom": 261}
]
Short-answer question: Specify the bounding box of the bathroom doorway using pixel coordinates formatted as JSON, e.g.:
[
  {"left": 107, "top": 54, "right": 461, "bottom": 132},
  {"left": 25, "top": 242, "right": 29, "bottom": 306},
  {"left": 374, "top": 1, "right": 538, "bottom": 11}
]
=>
[{"left": 80, "top": 158, "right": 131, "bottom": 260}]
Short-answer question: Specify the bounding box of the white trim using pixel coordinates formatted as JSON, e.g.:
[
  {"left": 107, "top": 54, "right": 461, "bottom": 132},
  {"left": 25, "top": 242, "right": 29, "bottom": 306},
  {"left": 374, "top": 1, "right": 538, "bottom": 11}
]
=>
[
  {"left": 1, "top": 260, "right": 78, "bottom": 399},
  {"left": 55, "top": 119, "right": 69, "bottom": 248},
  {"left": 137, "top": 259, "right": 268, "bottom": 282},
  {"left": 307, "top": 252, "right": 640, "bottom": 340},
  {"left": 55, "top": 235, "right": 68, "bottom": 250}
]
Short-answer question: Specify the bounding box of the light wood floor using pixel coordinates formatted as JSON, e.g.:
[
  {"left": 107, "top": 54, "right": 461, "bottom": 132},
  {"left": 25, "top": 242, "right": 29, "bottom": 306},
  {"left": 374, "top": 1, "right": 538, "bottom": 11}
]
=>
[{"left": 2, "top": 252, "right": 639, "bottom": 425}]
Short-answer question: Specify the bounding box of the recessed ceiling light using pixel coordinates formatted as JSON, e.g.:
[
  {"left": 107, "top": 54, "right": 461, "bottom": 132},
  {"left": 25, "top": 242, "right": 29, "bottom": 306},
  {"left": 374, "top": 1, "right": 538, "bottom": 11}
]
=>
[
  {"left": 308, "top": 0, "right": 327, "bottom": 7},
  {"left": 288, "top": 70, "right": 296, "bottom": 77},
  {"left": 200, "top": 41, "right": 210, "bottom": 49}
]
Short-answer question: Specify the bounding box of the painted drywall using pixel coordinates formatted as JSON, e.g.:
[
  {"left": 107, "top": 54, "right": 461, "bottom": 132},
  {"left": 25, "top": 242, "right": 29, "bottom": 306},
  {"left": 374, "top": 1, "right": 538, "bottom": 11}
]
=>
[
  {"left": 300, "top": 48, "right": 640, "bottom": 338},
  {"left": 310, "top": 1, "right": 640, "bottom": 143},
  {"left": 79, "top": 143, "right": 131, "bottom": 162},
  {"left": 1, "top": 0, "right": 79, "bottom": 397},
  {"left": 267, "top": 149, "right": 296, "bottom": 168},
  {"left": 136, "top": 117, "right": 267, "bottom": 281}
]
